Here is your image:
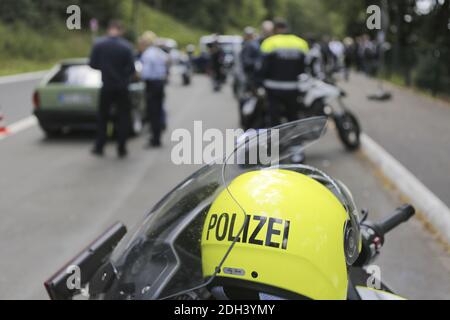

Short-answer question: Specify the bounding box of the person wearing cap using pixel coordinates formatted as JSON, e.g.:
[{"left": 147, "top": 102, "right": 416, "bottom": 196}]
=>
[
  {"left": 139, "top": 31, "right": 170, "bottom": 148},
  {"left": 259, "top": 18, "right": 309, "bottom": 126},
  {"left": 240, "top": 27, "right": 260, "bottom": 92},
  {"left": 258, "top": 20, "right": 275, "bottom": 45},
  {"left": 208, "top": 37, "right": 226, "bottom": 92},
  {"left": 89, "top": 20, "right": 136, "bottom": 158}
]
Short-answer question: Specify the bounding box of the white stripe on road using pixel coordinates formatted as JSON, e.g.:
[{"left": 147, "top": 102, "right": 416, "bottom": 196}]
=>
[
  {"left": 361, "top": 134, "right": 450, "bottom": 244},
  {"left": 0, "top": 116, "right": 37, "bottom": 141},
  {"left": 0, "top": 71, "right": 47, "bottom": 85}
]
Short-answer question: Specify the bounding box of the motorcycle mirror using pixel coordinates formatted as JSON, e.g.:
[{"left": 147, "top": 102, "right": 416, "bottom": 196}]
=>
[
  {"left": 360, "top": 209, "right": 369, "bottom": 223},
  {"left": 44, "top": 222, "right": 127, "bottom": 300}
]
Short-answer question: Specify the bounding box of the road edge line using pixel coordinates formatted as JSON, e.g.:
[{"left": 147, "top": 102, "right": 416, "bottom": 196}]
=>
[
  {"left": 0, "top": 116, "right": 37, "bottom": 141},
  {"left": 0, "top": 71, "right": 48, "bottom": 85},
  {"left": 361, "top": 133, "right": 450, "bottom": 244}
]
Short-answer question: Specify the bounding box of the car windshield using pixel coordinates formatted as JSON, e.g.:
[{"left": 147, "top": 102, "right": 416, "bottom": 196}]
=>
[
  {"left": 103, "top": 117, "right": 343, "bottom": 300},
  {"left": 49, "top": 64, "right": 102, "bottom": 87}
]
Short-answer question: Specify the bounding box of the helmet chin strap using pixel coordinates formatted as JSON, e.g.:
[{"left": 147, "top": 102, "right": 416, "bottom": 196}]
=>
[
  {"left": 211, "top": 286, "right": 228, "bottom": 300},
  {"left": 211, "top": 286, "right": 286, "bottom": 300},
  {"left": 259, "top": 293, "right": 286, "bottom": 300}
]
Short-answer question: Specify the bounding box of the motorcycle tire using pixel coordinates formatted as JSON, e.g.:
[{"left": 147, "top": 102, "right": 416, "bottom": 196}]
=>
[{"left": 334, "top": 111, "right": 361, "bottom": 151}]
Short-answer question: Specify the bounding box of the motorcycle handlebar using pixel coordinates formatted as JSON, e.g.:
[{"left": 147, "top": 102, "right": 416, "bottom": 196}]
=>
[
  {"left": 355, "top": 205, "right": 415, "bottom": 267},
  {"left": 377, "top": 204, "right": 415, "bottom": 235}
]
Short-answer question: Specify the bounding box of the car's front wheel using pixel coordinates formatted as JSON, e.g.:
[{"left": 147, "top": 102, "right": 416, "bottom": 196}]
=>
[{"left": 41, "top": 126, "right": 62, "bottom": 138}]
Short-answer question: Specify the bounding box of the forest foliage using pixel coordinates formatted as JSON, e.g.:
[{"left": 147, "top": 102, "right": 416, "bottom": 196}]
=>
[{"left": 0, "top": 0, "right": 448, "bottom": 95}]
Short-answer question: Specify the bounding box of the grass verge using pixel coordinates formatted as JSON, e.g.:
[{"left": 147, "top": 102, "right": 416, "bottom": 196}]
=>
[{"left": 0, "top": 3, "right": 209, "bottom": 76}]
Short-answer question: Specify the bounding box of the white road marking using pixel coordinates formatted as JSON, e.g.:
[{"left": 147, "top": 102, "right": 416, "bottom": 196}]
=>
[
  {"left": 0, "top": 71, "right": 47, "bottom": 85},
  {"left": 361, "top": 133, "right": 450, "bottom": 244},
  {"left": 0, "top": 116, "right": 37, "bottom": 141}
]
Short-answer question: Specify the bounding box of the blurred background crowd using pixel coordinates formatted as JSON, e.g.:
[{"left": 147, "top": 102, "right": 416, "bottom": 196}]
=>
[{"left": 0, "top": 0, "right": 449, "bottom": 97}]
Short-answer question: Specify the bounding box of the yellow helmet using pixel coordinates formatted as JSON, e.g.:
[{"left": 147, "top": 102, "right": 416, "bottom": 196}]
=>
[{"left": 201, "top": 168, "right": 360, "bottom": 300}]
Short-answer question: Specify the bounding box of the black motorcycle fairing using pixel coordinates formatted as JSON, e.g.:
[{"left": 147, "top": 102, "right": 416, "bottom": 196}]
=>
[{"left": 103, "top": 164, "right": 226, "bottom": 300}]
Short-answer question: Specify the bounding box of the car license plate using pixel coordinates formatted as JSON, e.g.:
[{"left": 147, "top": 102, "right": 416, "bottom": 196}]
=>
[{"left": 59, "top": 93, "right": 93, "bottom": 105}]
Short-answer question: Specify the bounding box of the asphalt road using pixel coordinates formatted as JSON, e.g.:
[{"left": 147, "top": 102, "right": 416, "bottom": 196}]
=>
[
  {"left": 340, "top": 73, "right": 450, "bottom": 208},
  {"left": 0, "top": 76, "right": 42, "bottom": 125},
  {"left": 0, "top": 74, "right": 449, "bottom": 299}
]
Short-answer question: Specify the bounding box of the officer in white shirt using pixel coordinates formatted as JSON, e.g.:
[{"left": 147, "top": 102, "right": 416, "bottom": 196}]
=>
[{"left": 139, "top": 31, "right": 170, "bottom": 147}]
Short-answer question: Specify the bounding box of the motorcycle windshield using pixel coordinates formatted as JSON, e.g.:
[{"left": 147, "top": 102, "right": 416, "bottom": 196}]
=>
[
  {"left": 102, "top": 117, "right": 336, "bottom": 300},
  {"left": 103, "top": 161, "right": 227, "bottom": 300}
]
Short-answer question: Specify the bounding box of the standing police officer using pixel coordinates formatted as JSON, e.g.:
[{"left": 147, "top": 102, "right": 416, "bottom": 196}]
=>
[
  {"left": 140, "top": 31, "right": 170, "bottom": 148},
  {"left": 208, "top": 40, "right": 226, "bottom": 92},
  {"left": 240, "top": 27, "right": 260, "bottom": 91},
  {"left": 90, "top": 20, "right": 136, "bottom": 158},
  {"left": 259, "top": 18, "right": 309, "bottom": 126}
]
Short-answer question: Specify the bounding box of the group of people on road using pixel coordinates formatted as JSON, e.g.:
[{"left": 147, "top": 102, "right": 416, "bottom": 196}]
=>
[
  {"left": 307, "top": 34, "right": 382, "bottom": 81},
  {"left": 207, "top": 41, "right": 227, "bottom": 92},
  {"left": 89, "top": 20, "right": 169, "bottom": 158},
  {"left": 88, "top": 19, "right": 381, "bottom": 158},
  {"left": 236, "top": 18, "right": 383, "bottom": 128},
  {"left": 351, "top": 34, "right": 382, "bottom": 77},
  {"left": 238, "top": 18, "right": 310, "bottom": 127}
]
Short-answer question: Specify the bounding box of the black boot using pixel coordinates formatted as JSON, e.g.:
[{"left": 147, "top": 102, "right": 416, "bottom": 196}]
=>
[{"left": 118, "top": 146, "right": 128, "bottom": 158}]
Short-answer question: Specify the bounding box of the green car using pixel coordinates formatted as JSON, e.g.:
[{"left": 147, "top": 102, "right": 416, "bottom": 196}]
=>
[{"left": 33, "top": 59, "right": 146, "bottom": 137}]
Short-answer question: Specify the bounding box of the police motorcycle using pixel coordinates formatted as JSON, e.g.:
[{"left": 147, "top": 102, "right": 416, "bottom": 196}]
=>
[
  {"left": 45, "top": 117, "right": 414, "bottom": 300},
  {"left": 178, "top": 52, "right": 193, "bottom": 86},
  {"left": 240, "top": 74, "right": 360, "bottom": 151},
  {"left": 297, "top": 73, "right": 361, "bottom": 151}
]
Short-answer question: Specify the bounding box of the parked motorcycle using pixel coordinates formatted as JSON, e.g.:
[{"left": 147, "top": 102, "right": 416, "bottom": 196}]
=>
[
  {"left": 44, "top": 117, "right": 413, "bottom": 300},
  {"left": 179, "top": 55, "right": 193, "bottom": 86},
  {"left": 298, "top": 74, "right": 361, "bottom": 151},
  {"left": 240, "top": 74, "right": 361, "bottom": 151}
]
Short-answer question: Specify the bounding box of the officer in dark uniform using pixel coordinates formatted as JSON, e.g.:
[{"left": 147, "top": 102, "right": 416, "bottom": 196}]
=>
[
  {"left": 208, "top": 40, "right": 226, "bottom": 92},
  {"left": 241, "top": 27, "right": 260, "bottom": 91},
  {"left": 259, "top": 18, "right": 309, "bottom": 126},
  {"left": 89, "top": 20, "right": 136, "bottom": 158},
  {"left": 139, "top": 31, "right": 170, "bottom": 148}
]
